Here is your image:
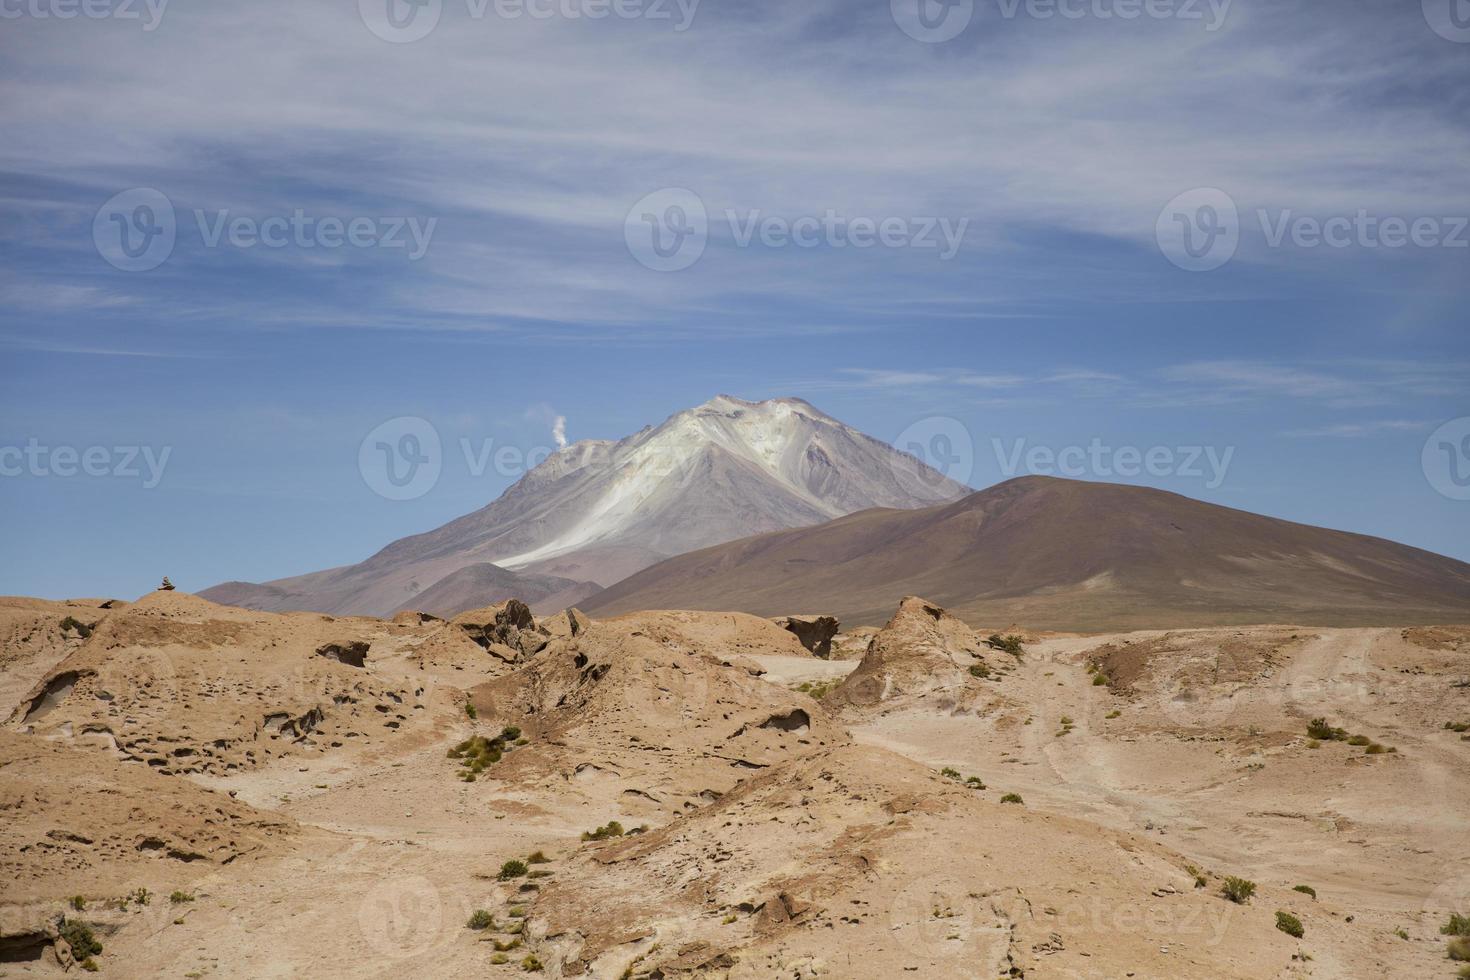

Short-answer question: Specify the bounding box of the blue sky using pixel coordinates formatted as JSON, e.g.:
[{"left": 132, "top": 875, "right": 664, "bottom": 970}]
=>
[{"left": 1, "top": 0, "right": 1467, "bottom": 599}]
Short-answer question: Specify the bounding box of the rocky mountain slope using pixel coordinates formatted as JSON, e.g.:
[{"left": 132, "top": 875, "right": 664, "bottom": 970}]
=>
[
  {"left": 202, "top": 396, "right": 967, "bottom": 618},
  {"left": 584, "top": 475, "right": 1470, "bottom": 630}
]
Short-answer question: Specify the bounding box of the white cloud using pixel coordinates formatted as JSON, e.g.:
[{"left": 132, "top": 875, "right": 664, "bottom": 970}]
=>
[{"left": 3, "top": 2, "right": 1467, "bottom": 330}]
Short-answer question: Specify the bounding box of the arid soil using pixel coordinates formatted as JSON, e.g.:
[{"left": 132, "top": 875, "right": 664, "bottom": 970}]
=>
[{"left": 1, "top": 593, "right": 1466, "bottom": 978}]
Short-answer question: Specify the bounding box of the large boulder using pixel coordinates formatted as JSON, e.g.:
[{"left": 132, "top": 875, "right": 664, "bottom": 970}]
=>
[{"left": 450, "top": 599, "right": 546, "bottom": 660}]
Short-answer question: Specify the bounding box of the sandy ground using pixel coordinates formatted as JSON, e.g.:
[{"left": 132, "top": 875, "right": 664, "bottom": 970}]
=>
[
  {"left": 848, "top": 628, "right": 1470, "bottom": 979},
  {"left": 3, "top": 598, "right": 1467, "bottom": 978}
]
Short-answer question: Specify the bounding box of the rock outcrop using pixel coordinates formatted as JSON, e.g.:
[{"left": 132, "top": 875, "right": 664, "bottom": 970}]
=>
[
  {"left": 771, "top": 614, "right": 840, "bottom": 658},
  {"left": 826, "top": 596, "right": 995, "bottom": 711}
]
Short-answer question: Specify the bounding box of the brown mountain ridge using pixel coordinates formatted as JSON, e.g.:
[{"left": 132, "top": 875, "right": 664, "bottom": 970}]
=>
[{"left": 583, "top": 476, "right": 1470, "bottom": 631}]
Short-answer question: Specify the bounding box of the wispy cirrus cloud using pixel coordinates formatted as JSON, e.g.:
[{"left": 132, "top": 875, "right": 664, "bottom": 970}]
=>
[
  {"left": 2, "top": 1, "right": 1468, "bottom": 336},
  {"left": 1281, "top": 420, "right": 1428, "bottom": 438}
]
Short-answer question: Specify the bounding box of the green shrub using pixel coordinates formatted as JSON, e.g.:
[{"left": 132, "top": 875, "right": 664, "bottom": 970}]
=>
[
  {"left": 964, "top": 776, "right": 985, "bottom": 789},
  {"left": 60, "top": 919, "right": 102, "bottom": 959},
  {"left": 451, "top": 735, "right": 505, "bottom": 775},
  {"left": 60, "top": 616, "right": 93, "bottom": 638},
  {"left": 1275, "top": 911, "right": 1304, "bottom": 938},
  {"left": 1456, "top": 965, "right": 1470, "bottom": 980},
  {"left": 1365, "top": 743, "right": 1388, "bottom": 754},
  {"left": 129, "top": 887, "right": 151, "bottom": 906},
  {"left": 968, "top": 663, "right": 990, "bottom": 679},
  {"left": 1448, "top": 936, "right": 1470, "bottom": 961},
  {"left": 1000, "top": 793, "right": 1023, "bottom": 804},
  {"left": 499, "top": 859, "right": 529, "bottom": 880},
  {"left": 1443, "top": 913, "right": 1470, "bottom": 937},
  {"left": 69, "top": 896, "right": 86, "bottom": 911},
  {"left": 581, "top": 821, "right": 625, "bottom": 841},
  {"left": 985, "top": 634, "right": 1025, "bottom": 657},
  {"left": 169, "top": 891, "right": 195, "bottom": 904},
  {"left": 1306, "top": 718, "right": 1346, "bottom": 741},
  {"left": 467, "top": 909, "right": 494, "bottom": 930},
  {"left": 464, "top": 702, "right": 477, "bottom": 720},
  {"left": 1222, "top": 876, "right": 1256, "bottom": 904},
  {"left": 1092, "top": 674, "right": 1109, "bottom": 686},
  {"left": 1105, "top": 709, "right": 1121, "bottom": 719},
  {"left": 1395, "top": 928, "right": 1409, "bottom": 940},
  {"left": 527, "top": 850, "right": 551, "bottom": 864},
  {"left": 795, "top": 678, "right": 840, "bottom": 699},
  {"left": 521, "top": 954, "right": 544, "bottom": 972},
  {"left": 1292, "top": 885, "right": 1316, "bottom": 899},
  {"left": 940, "top": 767, "right": 961, "bottom": 780},
  {"left": 501, "top": 726, "right": 522, "bottom": 741},
  {"left": 1445, "top": 721, "right": 1470, "bottom": 733},
  {"left": 1346, "top": 735, "right": 1371, "bottom": 746},
  {"left": 80, "top": 958, "right": 99, "bottom": 973},
  {"left": 491, "top": 953, "right": 510, "bottom": 965}
]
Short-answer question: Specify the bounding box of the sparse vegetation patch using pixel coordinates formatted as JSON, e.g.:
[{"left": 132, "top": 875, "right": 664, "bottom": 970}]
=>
[
  {"left": 60, "top": 919, "right": 102, "bottom": 960},
  {"left": 795, "top": 679, "right": 839, "bottom": 700},
  {"left": 582, "top": 820, "right": 625, "bottom": 841},
  {"left": 1222, "top": 876, "right": 1256, "bottom": 904},
  {"left": 984, "top": 634, "right": 1025, "bottom": 658}
]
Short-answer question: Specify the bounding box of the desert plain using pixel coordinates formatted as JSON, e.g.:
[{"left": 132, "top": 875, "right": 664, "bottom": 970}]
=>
[{"left": 0, "top": 588, "right": 1466, "bottom": 979}]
